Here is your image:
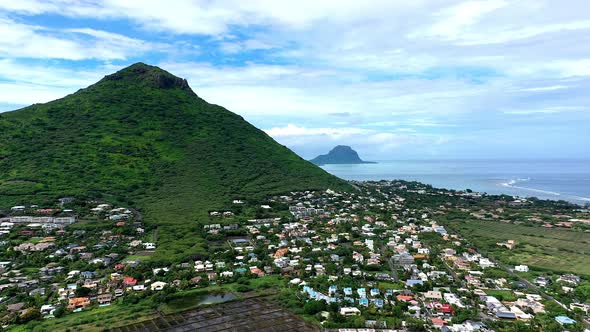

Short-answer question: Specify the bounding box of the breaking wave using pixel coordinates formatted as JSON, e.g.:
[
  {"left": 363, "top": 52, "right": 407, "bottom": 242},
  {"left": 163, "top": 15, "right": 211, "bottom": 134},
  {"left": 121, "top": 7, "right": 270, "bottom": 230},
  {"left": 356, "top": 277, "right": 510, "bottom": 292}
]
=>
[{"left": 500, "top": 177, "right": 590, "bottom": 202}]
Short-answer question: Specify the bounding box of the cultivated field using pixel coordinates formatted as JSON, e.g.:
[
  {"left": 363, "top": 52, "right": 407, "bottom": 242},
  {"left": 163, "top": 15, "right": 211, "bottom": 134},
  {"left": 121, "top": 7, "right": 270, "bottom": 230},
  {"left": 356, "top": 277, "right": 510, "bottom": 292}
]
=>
[
  {"left": 446, "top": 220, "right": 590, "bottom": 276},
  {"left": 110, "top": 297, "right": 318, "bottom": 332}
]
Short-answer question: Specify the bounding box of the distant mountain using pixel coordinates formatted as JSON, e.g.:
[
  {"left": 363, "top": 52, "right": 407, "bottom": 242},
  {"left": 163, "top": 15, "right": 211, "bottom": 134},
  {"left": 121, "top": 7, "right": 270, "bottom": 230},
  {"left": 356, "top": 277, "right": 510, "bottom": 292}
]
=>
[
  {"left": 310, "top": 145, "right": 376, "bottom": 165},
  {"left": 0, "top": 62, "right": 348, "bottom": 260}
]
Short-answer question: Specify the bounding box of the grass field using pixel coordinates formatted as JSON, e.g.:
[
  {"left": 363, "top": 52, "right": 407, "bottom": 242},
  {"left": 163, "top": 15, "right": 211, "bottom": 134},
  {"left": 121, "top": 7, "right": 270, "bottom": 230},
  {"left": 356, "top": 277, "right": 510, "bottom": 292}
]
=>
[
  {"left": 484, "top": 289, "right": 517, "bottom": 301},
  {"left": 446, "top": 220, "right": 590, "bottom": 276}
]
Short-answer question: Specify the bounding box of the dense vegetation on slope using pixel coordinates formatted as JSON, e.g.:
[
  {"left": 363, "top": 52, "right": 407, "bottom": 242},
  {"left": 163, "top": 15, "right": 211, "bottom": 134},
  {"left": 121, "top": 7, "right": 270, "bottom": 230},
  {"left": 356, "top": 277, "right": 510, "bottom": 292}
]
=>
[{"left": 0, "top": 63, "right": 347, "bottom": 260}]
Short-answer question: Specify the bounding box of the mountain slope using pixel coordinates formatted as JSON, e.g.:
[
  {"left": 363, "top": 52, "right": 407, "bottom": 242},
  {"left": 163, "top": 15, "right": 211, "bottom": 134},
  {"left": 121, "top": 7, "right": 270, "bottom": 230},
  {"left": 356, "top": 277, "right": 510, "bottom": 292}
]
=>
[
  {"left": 0, "top": 63, "right": 347, "bottom": 260},
  {"left": 311, "top": 145, "right": 375, "bottom": 165}
]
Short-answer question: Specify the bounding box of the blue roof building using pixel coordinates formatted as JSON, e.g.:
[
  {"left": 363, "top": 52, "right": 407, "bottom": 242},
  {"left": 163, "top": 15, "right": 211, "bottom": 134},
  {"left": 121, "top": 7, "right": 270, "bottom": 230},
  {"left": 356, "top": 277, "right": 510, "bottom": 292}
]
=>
[
  {"left": 373, "top": 299, "right": 384, "bottom": 308},
  {"left": 359, "top": 298, "right": 369, "bottom": 306},
  {"left": 555, "top": 316, "right": 576, "bottom": 325},
  {"left": 370, "top": 288, "right": 380, "bottom": 297},
  {"left": 357, "top": 288, "right": 366, "bottom": 297}
]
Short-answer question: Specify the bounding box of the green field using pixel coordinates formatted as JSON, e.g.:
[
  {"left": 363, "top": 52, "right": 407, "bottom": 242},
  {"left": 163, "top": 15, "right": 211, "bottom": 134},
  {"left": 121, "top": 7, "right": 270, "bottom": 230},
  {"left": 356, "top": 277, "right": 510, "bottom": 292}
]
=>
[
  {"left": 446, "top": 220, "right": 590, "bottom": 276},
  {"left": 484, "top": 289, "right": 517, "bottom": 301}
]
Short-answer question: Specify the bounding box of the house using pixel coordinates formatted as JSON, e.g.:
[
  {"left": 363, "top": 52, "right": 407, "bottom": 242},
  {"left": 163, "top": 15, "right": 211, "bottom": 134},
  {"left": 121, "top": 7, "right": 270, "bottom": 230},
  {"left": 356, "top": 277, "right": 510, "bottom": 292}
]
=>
[
  {"left": 123, "top": 277, "right": 137, "bottom": 286},
  {"left": 98, "top": 294, "right": 113, "bottom": 305},
  {"left": 132, "top": 284, "right": 146, "bottom": 291},
  {"left": 496, "top": 310, "right": 517, "bottom": 319},
  {"left": 67, "top": 297, "right": 91, "bottom": 310},
  {"left": 396, "top": 295, "right": 413, "bottom": 302},
  {"left": 340, "top": 307, "right": 361, "bottom": 316},
  {"left": 424, "top": 290, "right": 442, "bottom": 300},
  {"left": 328, "top": 285, "right": 337, "bottom": 294},
  {"left": 478, "top": 258, "right": 495, "bottom": 269},
  {"left": 436, "top": 303, "right": 455, "bottom": 315},
  {"left": 40, "top": 304, "right": 56, "bottom": 315},
  {"left": 534, "top": 276, "right": 550, "bottom": 287},
  {"left": 515, "top": 265, "right": 529, "bottom": 272},
  {"left": 150, "top": 281, "right": 167, "bottom": 291},
  {"left": 431, "top": 318, "right": 447, "bottom": 328},
  {"left": 557, "top": 274, "right": 581, "bottom": 285},
  {"left": 249, "top": 266, "right": 265, "bottom": 277}
]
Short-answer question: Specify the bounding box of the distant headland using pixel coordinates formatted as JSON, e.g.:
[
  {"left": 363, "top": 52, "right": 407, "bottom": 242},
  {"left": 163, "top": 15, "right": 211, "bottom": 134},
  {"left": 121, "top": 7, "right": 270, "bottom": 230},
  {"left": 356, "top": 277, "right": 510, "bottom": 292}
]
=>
[{"left": 310, "top": 145, "right": 377, "bottom": 165}]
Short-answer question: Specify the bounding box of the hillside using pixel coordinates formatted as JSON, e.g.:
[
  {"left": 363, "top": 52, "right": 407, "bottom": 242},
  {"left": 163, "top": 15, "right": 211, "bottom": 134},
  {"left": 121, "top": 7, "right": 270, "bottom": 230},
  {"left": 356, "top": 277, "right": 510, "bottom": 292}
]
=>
[
  {"left": 310, "top": 145, "right": 375, "bottom": 165},
  {"left": 0, "top": 63, "right": 347, "bottom": 260}
]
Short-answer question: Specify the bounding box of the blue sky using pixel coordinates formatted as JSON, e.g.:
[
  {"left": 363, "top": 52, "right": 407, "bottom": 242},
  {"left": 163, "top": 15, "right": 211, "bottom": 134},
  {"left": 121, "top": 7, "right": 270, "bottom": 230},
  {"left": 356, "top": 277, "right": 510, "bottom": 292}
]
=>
[{"left": 0, "top": 0, "right": 589, "bottom": 160}]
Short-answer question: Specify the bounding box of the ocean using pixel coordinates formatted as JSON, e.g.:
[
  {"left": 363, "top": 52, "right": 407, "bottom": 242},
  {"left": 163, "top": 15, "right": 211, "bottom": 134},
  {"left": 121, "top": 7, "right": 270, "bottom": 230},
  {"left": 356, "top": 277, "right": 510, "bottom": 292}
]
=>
[{"left": 321, "top": 159, "right": 590, "bottom": 205}]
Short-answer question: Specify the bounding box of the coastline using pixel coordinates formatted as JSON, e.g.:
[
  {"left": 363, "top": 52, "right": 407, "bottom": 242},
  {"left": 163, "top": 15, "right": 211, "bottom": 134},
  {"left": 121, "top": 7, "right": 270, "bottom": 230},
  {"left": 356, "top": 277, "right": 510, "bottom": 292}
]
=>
[{"left": 320, "top": 159, "right": 590, "bottom": 205}]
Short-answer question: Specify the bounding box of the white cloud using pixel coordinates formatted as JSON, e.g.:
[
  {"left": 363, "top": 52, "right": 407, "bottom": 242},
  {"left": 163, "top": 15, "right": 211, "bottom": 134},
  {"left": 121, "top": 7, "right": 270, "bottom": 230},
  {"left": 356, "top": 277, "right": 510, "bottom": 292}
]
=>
[
  {"left": 0, "top": 18, "right": 162, "bottom": 60},
  {"left": 0, "top": 59, "right": 121, "bottom": 105},
  {"left": 516, "top": 85, "right": 570, "bottom": 92},
  {"left": 265, "top": 124, "right": 368, "bottom": 138},
  {"left": 503, "top": 106, "right": 586, "bottom": 115},
  {"left": 416, "top": 0, "right": 509, "bottom": 41}
]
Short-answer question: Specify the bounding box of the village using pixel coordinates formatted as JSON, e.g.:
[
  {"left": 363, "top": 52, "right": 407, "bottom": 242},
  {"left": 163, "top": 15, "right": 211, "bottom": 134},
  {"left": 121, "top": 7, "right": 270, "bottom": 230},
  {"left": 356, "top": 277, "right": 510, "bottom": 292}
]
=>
[{"left": 1, "top": 181, "right": 589, "bottom": 331}]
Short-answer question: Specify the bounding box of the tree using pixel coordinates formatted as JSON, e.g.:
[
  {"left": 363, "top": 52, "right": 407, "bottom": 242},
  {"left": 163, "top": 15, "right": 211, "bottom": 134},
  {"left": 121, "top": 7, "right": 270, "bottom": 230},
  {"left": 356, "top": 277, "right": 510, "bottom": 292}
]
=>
[
  {"left": 53, "top": 306, "right": 65, "bottom": 318},
  {"left": 574, "top": 282, "right": 590, "bottom": 302},
  {"left": 18, "top": 308, "right": 41, "bottom": 324},
  {"left": 303, "top": 300, "right": 327, "bottom": 315}
]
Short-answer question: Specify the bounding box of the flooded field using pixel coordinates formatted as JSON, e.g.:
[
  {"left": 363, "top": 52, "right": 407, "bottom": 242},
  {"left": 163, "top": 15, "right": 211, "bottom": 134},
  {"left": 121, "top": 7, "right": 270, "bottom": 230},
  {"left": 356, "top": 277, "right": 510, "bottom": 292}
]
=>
[{"left": 109, "top": 297, "right": 318, "bottom": 332}]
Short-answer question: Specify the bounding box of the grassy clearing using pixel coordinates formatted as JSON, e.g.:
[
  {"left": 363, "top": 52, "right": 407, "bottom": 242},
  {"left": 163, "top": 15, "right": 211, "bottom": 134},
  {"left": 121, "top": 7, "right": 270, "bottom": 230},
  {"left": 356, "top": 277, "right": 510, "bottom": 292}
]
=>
[
  {"left": 484, "top": 289, "right": 517, "bottom": 301},
  {"left": 378, "top": 281, "right": 405, "bottom": 290},
  {"left": 447, "top": 220, "right": 590, "bottom": 276}
]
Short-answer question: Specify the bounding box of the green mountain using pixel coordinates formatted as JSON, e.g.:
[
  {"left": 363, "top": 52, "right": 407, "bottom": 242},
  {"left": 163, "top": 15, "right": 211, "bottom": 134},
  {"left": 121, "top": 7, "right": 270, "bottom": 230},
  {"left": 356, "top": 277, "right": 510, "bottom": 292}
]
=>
[
  {"left": 0, "top": 62, "right": 347, "bottom": 260},
  {"left": 310, "top": 145, "right": 375, "bottom": 165}
]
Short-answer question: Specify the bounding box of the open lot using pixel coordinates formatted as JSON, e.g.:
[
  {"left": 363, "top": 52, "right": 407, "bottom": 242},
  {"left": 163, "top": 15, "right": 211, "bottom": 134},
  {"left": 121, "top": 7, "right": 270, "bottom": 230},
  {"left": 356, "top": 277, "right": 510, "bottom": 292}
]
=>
[{"left": 446, "top": 220, "right": 590, "bottom": 276}]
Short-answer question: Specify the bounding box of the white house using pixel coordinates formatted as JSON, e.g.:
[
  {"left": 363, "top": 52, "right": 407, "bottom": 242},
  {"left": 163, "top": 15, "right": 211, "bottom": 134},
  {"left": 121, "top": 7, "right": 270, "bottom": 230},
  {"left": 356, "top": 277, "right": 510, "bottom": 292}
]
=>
[
  {"left": 150, "top": 281, "right": 167, "bottom": 291},
  {"left": 340, "top": 307, "right": 361, "bottom": 316},
  {"left": 515, "top": 265, "right": 529, "bottom": 272}
]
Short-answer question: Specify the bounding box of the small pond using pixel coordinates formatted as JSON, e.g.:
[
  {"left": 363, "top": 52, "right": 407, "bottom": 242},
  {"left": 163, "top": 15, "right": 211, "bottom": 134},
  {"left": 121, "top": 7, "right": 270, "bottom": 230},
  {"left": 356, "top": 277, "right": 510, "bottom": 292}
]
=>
[{"left": 198, "top": 293, "right": 237, "bottom": 305}]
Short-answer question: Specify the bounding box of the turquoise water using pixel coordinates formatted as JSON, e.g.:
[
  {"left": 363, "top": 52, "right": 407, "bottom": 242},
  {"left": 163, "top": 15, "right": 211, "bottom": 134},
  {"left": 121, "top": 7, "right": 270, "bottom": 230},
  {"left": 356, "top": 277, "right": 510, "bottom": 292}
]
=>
[{"left": 321, "top": 160, "right": 590, "bottom": 205}]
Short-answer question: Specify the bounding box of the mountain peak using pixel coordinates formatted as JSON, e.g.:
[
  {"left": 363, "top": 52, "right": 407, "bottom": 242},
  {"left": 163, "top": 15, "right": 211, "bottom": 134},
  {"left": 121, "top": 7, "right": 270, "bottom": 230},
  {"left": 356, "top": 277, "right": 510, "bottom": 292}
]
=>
[
  {"left": 331, "top": 145, "right": 355, "bottom": 153},
  {"left": 310, "top": 145, "right": 376, "bottom": 165},
  {"left": 99, "top": 62, "right": 191, "bottom": 90}
]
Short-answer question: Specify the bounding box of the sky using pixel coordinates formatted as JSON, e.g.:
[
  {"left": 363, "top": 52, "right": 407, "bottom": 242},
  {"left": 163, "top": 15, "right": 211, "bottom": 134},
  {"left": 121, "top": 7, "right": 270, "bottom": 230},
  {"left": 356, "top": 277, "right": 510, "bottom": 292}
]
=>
[{"left": 0, "top": 0, "right": 589, "bottom": 160}]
